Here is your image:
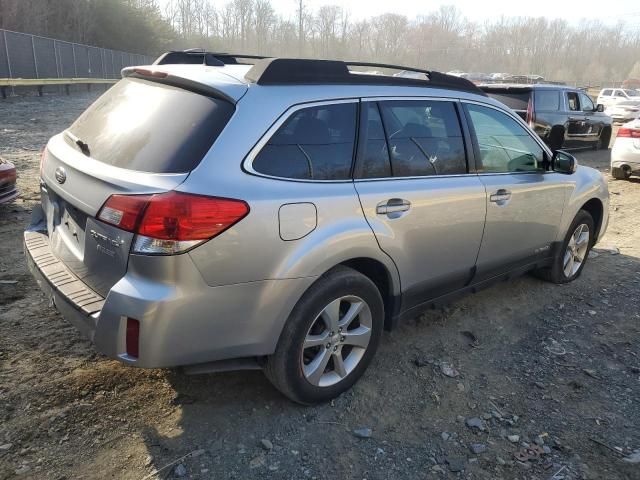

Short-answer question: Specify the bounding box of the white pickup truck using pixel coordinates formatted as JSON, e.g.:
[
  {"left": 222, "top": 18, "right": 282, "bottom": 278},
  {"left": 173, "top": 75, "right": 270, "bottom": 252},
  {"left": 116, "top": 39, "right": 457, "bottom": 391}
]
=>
[{"left": 597, "top": 88, "right": 640, "bottom": 107}]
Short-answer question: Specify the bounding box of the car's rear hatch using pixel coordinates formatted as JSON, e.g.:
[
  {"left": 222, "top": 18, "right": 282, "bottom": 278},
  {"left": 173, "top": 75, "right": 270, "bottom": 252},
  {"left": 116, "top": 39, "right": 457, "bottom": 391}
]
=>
[
  {"left": 481, "top": 87, "right": 532, "bottom": 120},
  {"left": 39, "top": 73, "right": 239, "bottom": 297}
]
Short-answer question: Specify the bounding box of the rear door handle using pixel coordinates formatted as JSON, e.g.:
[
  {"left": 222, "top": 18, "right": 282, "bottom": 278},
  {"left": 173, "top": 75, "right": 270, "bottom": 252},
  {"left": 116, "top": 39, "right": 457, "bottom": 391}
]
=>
[
  {"left": 490, "top": 189, "right": 511, "bottom": 203},
  {"left": 376, "top": 198, "right": 411, "bottom": 215}
]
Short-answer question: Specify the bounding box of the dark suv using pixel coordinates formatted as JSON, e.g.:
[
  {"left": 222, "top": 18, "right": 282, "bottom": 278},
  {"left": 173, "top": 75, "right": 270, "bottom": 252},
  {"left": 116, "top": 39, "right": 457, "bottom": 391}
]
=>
[{"left": 481, "top": 84, "right": 612, "bottom": 150}]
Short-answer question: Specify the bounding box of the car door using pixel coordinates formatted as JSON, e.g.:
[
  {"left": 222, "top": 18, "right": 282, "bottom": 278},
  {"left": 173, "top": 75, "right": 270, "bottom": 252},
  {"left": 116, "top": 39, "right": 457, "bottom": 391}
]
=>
[
  {"left": 578, "top": 91, "right": 601, "bottom": 142},
  {"left": 565, "top": 91, "right": 588, "bottom": 147},
  {"left": 598, "top": 89, "right": 613, "bottom": 107},
  {"left": 613, "top": 89, "right": 628, "bottom": 105},
  {"left": 463, "top": 102, "right": 569, "bottom": 281},
  {"left": 354, "top": 99, "right": 486, "bottom": 310}
]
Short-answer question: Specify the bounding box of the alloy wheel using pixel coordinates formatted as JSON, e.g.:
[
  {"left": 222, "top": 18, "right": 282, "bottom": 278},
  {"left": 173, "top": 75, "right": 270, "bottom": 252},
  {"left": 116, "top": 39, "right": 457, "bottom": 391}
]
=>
[
  {"left": 563, "top": 223, "right": 590, "bottom": 278},
  {"left": 301, "top": 295, "right": 372, "bottom": 387}
]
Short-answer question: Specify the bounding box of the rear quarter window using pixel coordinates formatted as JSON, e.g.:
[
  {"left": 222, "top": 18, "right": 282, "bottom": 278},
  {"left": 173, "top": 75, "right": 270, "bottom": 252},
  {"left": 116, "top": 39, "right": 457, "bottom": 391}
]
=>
[
  {"left": 484, "top": 91, "right": 531, "bottom": 111},
  {"left": 252, "top": 102, "right": 357, "bottom": 180},
  {"left": 68, "top": 78, "right": 234, "bottom": 173},
  {"left": 534, "top": 90, "right": 560, "bottom": 111}
]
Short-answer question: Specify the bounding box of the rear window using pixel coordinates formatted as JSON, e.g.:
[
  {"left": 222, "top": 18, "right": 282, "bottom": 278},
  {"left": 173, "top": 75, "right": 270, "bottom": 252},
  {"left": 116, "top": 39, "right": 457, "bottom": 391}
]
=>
[
  {"left": 534, "top": 90, "right": 560, "bottom": 111},
  {"left": 67, "top": 78, "right": 234, "bottom": 173},
  {"left": 484, "top": 90, "right": 531, "bottom": 111}
]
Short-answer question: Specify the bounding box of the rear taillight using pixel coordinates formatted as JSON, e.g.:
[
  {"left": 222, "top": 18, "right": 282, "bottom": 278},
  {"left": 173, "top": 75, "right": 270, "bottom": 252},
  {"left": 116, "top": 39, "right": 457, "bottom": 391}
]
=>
[
  {"left": 126, "top": 318, "right": 140, "bottom": 358},
  {"left": 0, "top": 168, "right": 16, "bottom": 183},
  {"left": 98, "top": 194, "right": 152, "bottom": 231},
  {"left": 526, "top": 97, "right": 535, "bottom": 127},
  {"left": 97, "top": 191, "right": 249, "bottom": 255},
  {"left": 617, "top": 127, "right": 640, "bottom": 138}
]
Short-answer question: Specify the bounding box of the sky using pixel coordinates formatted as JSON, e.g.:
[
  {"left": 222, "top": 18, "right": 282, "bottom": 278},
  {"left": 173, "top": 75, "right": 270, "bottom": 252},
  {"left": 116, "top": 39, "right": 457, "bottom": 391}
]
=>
[{"left": 160, "top": 0, "right": 640, "bottom": 26}]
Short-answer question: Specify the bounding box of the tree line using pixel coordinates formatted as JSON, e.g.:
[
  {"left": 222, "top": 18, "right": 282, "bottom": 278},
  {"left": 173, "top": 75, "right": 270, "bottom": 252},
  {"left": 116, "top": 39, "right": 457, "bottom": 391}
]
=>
[
  {"left": 0, "top": 0, "right": 174, "bottom": 54},
  {"left": 2, "top": 0, "right": 640, "bottom": 83}
]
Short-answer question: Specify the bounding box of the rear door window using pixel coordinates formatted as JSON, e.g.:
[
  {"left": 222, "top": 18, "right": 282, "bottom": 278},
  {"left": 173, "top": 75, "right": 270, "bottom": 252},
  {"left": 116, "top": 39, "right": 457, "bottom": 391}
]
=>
[
  {"left": 372, "top": 100, "right": 467, "bottom": 177},
  {"left": 601, "top": 89, "right": 613, "bottom": 96},
  {"left": 68, "top": 78, "right": 234, "bottom": 173},
  {"left": 357, "top": 103, "right": 391, "bottom": 178},
  {"left": 253, "top": 102, "right": 357, "bottom": 180},
  {"left": 534, "top": 90, "right": 560, "bottom": 111}
]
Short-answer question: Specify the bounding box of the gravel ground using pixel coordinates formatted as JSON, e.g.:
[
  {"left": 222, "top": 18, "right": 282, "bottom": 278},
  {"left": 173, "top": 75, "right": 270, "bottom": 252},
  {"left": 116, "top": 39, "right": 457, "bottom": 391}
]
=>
[{"left": 0, "top": 92, "right": 639, "bottom": 480}]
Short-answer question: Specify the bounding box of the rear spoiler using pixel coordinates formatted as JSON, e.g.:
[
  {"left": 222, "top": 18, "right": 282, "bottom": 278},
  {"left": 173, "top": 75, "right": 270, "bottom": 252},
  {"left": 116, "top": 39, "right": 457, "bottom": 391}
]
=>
[
  {"left": 121, "top": 67, "right": 237, "bottom": 104},
  {"left": 153, "top": 50, "right": 268, "bottom": 67}
]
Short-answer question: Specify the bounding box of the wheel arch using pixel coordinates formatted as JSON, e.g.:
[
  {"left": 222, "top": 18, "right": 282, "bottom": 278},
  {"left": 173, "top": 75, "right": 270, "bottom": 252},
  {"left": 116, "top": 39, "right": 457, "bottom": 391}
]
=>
[
  {"left": 338, "top": 257, "right": 399, "bottom": 331},
  {"left": 580, "top": 198, "right": 604, "bottom": 244},
  {"left": 599, "top": 125, "right": 612, "bottom": 149}
]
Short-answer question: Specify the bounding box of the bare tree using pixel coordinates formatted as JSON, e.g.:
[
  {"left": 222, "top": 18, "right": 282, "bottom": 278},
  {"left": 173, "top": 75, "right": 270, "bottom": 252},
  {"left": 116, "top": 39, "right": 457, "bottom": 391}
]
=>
[{"left": 3, "top": 0, "right": 640, "bottom": 85}]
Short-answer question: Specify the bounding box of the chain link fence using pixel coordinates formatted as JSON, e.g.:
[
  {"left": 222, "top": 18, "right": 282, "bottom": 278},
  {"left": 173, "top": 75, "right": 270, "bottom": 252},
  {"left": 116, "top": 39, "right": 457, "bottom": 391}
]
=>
[{"left": 0, "top": 28, "right": 154, "bottom": 95}]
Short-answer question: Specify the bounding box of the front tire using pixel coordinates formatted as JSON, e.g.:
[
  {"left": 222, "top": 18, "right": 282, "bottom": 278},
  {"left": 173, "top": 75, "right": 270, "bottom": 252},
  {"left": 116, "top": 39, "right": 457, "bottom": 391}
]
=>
[
  {"left": 264, "top": 266, "right": 384, "bottom": 404},
  {"left": 535, "top": 210, "right": 594, "bottom": 284}
]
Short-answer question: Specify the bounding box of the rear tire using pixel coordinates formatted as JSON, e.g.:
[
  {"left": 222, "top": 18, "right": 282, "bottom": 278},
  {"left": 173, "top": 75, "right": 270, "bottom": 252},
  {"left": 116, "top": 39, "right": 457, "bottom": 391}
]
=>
[
  {"left": 535, "top": 210, "right": 594, "bottom": 284},
  {"left": 264, "top": 266, "right": 384, "bottom": 404},
  {"left": 599, "top": 127, "right": 612, "bottom": 150},
  {"left": 611, "top": 165, "right": 631, "bottom": 180},
  {"left": 548, "top": 127, "right": 565, "bottom": 151}
]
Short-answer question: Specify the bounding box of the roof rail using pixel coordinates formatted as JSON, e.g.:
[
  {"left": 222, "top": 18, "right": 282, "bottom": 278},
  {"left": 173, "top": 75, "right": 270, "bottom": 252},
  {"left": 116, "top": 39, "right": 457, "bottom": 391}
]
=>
[
  {"left": 153, "top": 50, "right": 268, "bottom": 67},
  {"left": 244, "top": 58, "right": 485, "bottom": 95}
]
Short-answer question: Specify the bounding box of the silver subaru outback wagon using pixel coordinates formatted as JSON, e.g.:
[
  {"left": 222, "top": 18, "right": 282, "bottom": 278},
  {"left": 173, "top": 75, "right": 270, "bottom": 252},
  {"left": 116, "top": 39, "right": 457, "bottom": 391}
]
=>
[{"left": 25, "top": 55, "right": 609, "bottom": 404}]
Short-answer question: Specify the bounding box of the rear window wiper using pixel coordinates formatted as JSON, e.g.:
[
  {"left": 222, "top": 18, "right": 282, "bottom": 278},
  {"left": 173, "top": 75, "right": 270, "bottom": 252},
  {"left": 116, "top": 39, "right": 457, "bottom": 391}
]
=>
[{"left": 64, "top": 131, "right": 91, "bottom": 157}]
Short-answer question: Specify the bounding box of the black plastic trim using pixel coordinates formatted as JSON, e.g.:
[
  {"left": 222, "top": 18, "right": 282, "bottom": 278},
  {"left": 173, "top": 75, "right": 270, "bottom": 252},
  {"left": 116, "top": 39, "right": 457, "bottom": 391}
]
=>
[
  {"left": 390, "top": 256, "right": 555, "bottom": 326},
  {"left": 244, "top": 58, "right": 486, "bottom": 95}
]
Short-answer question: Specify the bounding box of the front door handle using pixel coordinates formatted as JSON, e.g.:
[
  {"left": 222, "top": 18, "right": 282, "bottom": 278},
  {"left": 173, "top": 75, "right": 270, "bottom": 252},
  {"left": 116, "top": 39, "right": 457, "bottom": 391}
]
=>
[
  {"left": 490, "top": 189, "right": 512, "bottom": 203},
  {"left": 376, "top": 198, "right": 411, "bottom": 215}
]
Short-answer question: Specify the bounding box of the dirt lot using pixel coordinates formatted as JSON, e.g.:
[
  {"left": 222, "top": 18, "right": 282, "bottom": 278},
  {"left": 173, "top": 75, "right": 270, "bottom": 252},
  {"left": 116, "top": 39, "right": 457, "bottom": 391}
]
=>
[{"left": 0, "top": 93, "right": 639, "bottom": 480}]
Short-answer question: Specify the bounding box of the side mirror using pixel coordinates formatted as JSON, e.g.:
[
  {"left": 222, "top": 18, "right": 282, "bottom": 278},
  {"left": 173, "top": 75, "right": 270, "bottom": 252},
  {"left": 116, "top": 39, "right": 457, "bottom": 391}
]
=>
[
  {"left": 596, "top": 104, "right": 604, "bottom": 112},
  {"left": 552, "top": 150, "right": 578, "bottom": 174}
]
